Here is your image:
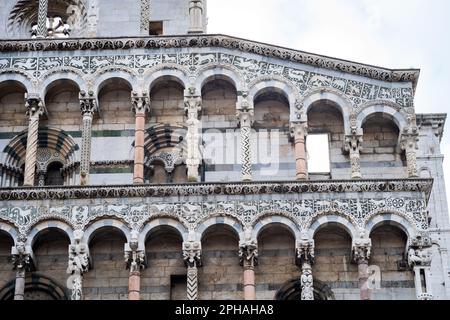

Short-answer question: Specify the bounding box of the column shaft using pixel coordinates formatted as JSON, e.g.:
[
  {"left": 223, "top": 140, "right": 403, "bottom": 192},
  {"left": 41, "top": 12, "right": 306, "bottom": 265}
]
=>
[
  {"left": 133, "top": 113, "right": 146, "bottom": 184},
  {"left": 358, "top": 260, "right": 370, "bottom": 300},
  {"left": 80, "top": 114, "right": 93, "bottom": 185},
  {"left": 243, "top": 266, "right": 256, "bottom": 300},
  {"left": 14, "top": 270, "right": 25, "bottom": 300},
  {"left": 36, "top": 0, "right": 49, "bottom": 38},
  {"left": 294, "top": 134, "right": 308, "bottom": 180},
  {"left": 128, "top": 271, "right": 141, "bottom": 300}
]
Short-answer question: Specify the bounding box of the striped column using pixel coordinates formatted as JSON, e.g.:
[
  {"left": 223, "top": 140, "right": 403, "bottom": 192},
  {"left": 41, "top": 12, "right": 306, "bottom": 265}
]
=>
[
  {"left": 24, "top": 95, "right": 44, "bottom": 186},
  {"left": 237, "top": 103, "right": 254, "bottom": 182},
  {"left": 183, "top": 241, "right": 202, "bottom": 300},
  {"left": 36, "top": 0, "right": 49, "bottom": 38}
]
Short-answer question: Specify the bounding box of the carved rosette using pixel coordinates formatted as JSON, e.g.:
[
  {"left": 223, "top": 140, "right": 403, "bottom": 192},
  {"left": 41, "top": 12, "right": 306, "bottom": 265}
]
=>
[
  {"left": 344, "top": 134, "right": 363, "bottom": 180},
  {"left": 400, "top": 128, "right": 420, "bottom": 178},
  {"left": 183, "top": 241, "right": 202, "bottom": 300},
  {"left": 296, "top": 238, "right": 315, "bottom": 300},
  {"left": 239, "top": 240, "right": 258, "bottom": 269},
  {"left": 184, "top": 94, "right": 202, "bottom": 182},
  {"left": 67, "top": 242, "right": 90, "bottom": 301},
  {"left": 237, "top": 101, "right": 254, "bottom": 182},
  {"left": 352, "top": 238, "right": 372, "bottom": 264}
]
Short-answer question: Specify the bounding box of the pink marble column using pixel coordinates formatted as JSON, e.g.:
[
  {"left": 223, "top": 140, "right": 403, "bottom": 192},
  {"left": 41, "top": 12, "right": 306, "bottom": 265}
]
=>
[
  {"left": 128, "top": 271, "right": 141, "bottom": 300},
  {"left": 352, "top": 238, "right": 372, "bottom": 300},
  {"left": 290, "top": 122, "right": 308, "bottom": 181},
  {"left": 239, "top": 240, "right": 258, "bottom": 300},
  {"left": 132, "top": 93, "right": 150, "bottom": 184}
]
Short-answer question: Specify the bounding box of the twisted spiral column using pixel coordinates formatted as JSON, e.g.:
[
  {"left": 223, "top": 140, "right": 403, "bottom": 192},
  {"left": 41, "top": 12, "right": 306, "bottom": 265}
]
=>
[{"left": 24, "top": 97, "right": 44, "bottom": 186}]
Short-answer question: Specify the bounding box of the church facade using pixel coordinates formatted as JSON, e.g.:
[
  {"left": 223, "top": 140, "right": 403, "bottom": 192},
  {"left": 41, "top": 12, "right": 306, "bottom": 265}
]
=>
[{"left": 0, "top": 0, "right": 449, "bottom": 301}]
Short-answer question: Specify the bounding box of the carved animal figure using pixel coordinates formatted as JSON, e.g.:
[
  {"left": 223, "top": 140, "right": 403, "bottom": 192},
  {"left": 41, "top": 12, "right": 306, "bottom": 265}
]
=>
[
  {"left": 0, "top": 59, "right": 9, "bottom": 68},
  {"left": 91, "top": 57, "right": 111, "bottom": 68},
  {"left": 13, "top": 59, "right": 37, "bottom": 70}
]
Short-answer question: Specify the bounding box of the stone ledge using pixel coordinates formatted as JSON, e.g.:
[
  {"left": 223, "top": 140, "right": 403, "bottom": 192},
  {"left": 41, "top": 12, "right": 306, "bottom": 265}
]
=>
[{"left": 0, "top": 178, "right": 434, "bottom": 201}]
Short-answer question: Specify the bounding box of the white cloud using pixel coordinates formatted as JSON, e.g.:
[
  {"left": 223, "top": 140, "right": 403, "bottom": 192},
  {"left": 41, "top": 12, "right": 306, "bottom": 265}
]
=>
[{"left": 208, "top": 0, "right": 450, "bottom": 211}]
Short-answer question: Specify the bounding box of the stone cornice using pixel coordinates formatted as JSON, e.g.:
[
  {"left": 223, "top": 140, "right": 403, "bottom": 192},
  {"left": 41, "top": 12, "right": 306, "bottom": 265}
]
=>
[
  {"left": 0, "top": 179, "right": 433, "bottom": 202},
  {"left": 0, "top": 34, "right": 420, "bottom": 87},
  {"left": 417, "top": 113, "right": 447, "bottom": 141}
]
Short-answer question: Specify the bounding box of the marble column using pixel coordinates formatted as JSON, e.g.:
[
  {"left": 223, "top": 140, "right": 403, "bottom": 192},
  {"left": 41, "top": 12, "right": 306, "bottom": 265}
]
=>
[
  {"left": 125, "top": 231, "right": 146, "bottom": 300},
  {"left": 408, "top": 245, "right": 434, "bottom": 300},
  {"left": 67, "top": 231, "right": 90, "bottom": 301},
  {"left": 239, "top": 240, "right": 258, "bottom": 300},
  {"left": 352, "top": 238, "right": 372, "bottom": 300},
  {"left": 24, "top": 95, "right": 45, "bottom": 186},
  {"left": 237, "top": 102, "right": 254, "bottom": 182},
  {"left": 290, "top": 122, "right": 309, "bottom": 180},
  {"left": 296, "top": 237, "right": 315, "bottom": 300},
  {"left": 188, "top": 0, "right": 204, "bottom": 33},
  {"left": 79, "top": 91, "right": 98, "bottom": 186},
  {"left": 11, "top": 237, "right": 34, "bottom": 300},
  {"left": 183, "top": 241, "right": 202, "bottom": 300},
  {"left": 184, "top": 93, "right": 202, "bottom": 182},
  {"left": 131, "top": 93, "right": 150, "bottom": 184},
  {"left": 345, "top": 133, "right": 363, "bottom": 179},
  {"left": 36, "top": 0, "right": 49, "bottom": 38},
  {"left": 400, "top": 128, "right": 420, "bottom": 178}
]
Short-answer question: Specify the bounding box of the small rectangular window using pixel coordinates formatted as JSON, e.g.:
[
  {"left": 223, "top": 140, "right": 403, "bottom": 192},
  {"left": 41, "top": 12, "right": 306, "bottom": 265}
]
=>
[
  {"left": 307, "top": 134, "right": 330, "bottom": 173},
  {"left": 149, "top": 21, "right": 163, "bottom": 36}
]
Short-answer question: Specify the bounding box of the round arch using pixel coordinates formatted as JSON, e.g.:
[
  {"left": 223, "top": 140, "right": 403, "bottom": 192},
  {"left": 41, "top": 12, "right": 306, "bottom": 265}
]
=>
[
  {"left": 145, "top": 67, "right": 189, "bottom": 93},
  {"left": 365, "top": 212, "right": 418, "bottom": 241},
  {"left": 139, "top": 218, "right": 188, "bottom": 250},
  {"left": 249, "top": 79, "right": 297, "bottom": 115},
  {"left": 252, "top": 216, "right": 301, "bottom": 242},
  {"left": 39, "top": 70, "right": 87, "bottom": 98},
  {"left": 0, "top": 72, "right": 35, "bottom": 95},
  {"left": 302, "top": 88, "right": 352, "bottom": 135},
  {"left": 308, "top": 214, "right": 359, "bottom": 240},
  {"left": 197, "top": 217, "right": 245, "bottom": 243},
  {"left": 0, "top": 274, "right": 68, "bottom": 300},
  {"left": 0, "top": 222, "right": 18, "bottom": 244},
  {"left": 26, "top": 220, "right": 75, "bottom": 247},
  {"left": 357, "top": 103, "right": 408, "bottom": 132},
  {"left": 93, "top": 70, "right": 138, "bottom": 98},
  {"left": 83, "top": 219, "right": 131, "bottom": 245},
  {"left": 196, "top": 66, "right": 244, "bottom": 94}
]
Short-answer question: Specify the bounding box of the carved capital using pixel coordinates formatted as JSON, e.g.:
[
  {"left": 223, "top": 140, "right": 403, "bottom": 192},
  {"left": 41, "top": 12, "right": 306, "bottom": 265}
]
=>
[
  {"left": 237, "top": 108, "right": 254, "bottom": 128},
  {"left": 290, "top": 122, "right": 308, "bottom": 140},
  {"left": 79, "top": 91, "right": 98, "bottom": 116},
  {"left": 131, "top": 92, "right": 150, "bottom": 114},
  {"left": 352, "top": 238, "right": 372, "bottom": 264},
  {"left": 67, "top": 242, "right": 90, "bottom": 276},
  {"left": 124, "top": 230, "right": 146, "bottom": 272},
  {"left": 184, "top": 95, "right": 202, "bottom": 120},
  {"left": 296, "top": 238, "right": 315, "bottom": 266},
  {"left": 344, "top": 134, "right": 363, "bottom": 153},
  {"left": 11, "top": 237, "right": 34, "bottom": 273},
  {"left": 239, "top": 239, "right": 258, "bottom": 268},
  {"left": 408, "top": 247, "right": 432, "bottom": 268},
  {"left": 400, "top": 131, "right": 419, "bottom": 152},
  {"left": 25, "top": 94, "right": 45, "bottom": 119},
  {"left": 183, "top": 241, "right": 202, "bottom": 268}
]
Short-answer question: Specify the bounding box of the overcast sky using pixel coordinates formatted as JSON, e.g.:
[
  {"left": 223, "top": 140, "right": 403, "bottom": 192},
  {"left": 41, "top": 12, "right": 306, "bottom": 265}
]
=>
[{"left": 208, "top": 0, "right": 450, "bottom": 206}]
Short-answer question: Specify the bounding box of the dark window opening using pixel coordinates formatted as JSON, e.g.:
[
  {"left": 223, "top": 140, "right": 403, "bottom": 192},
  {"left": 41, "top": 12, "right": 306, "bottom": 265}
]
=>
[
  {"left": 45, "top": 162, "right": 64, "bottom": 186},
  {"left": 149, "top": 21, "right": 163, "bottom": 36}
]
